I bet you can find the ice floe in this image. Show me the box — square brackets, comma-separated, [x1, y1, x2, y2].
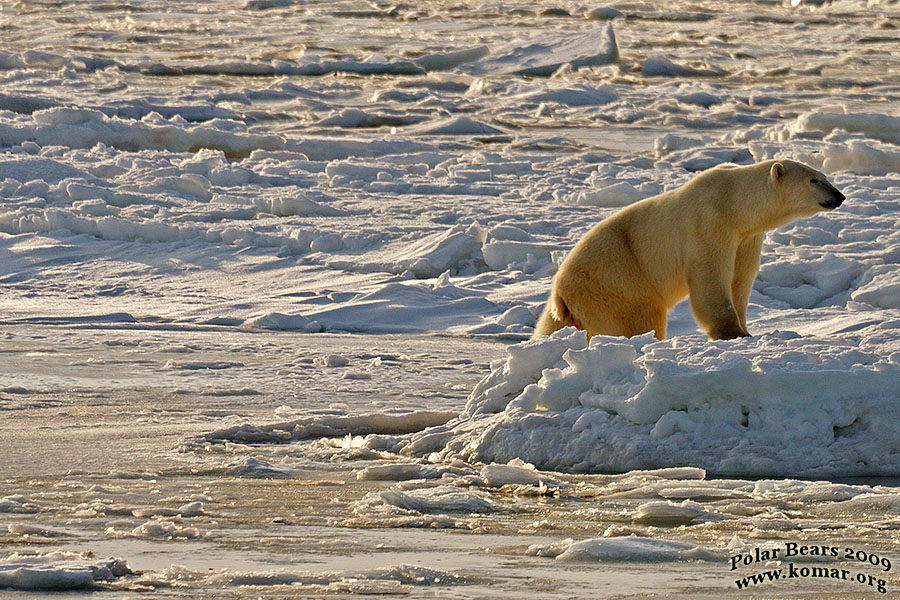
[0, 552, 130, 591]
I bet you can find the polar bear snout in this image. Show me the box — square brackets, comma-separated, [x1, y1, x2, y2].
[819, 186, 845, 209]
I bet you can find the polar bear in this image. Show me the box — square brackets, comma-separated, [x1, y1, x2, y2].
[534, 159, 845, 341]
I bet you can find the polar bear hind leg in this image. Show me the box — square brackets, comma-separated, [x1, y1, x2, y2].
[538, 286, 667, 341]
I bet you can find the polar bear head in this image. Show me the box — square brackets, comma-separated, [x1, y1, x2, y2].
[770, 160, 845, 216]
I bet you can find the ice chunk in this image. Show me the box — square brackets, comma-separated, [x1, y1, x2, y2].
[413, 46, 489, 71]
[527, 537, 719, 562]
[356, 463, 471, 481]
[585, 7, 625, 19]
[575, 181, 645, 207]
[481, 240, 556, 270]
[515, 84, 617, 107]
[398, 328, 900, 477]
[242, 313, 323, 332]
[378, 485, 500, 513]
[632, 500, 705, 525]
[480, 460, 561, 488]
[851, 266, 900, 309]
[409, 116, 506, 137]
[0, 552, 130, 591]
[303, 283, 499, 334]
[204, 410, 458, 444]
[791, 111, 900, 146]
[641, 56, 725, 77]
[465, 25, 618, 76]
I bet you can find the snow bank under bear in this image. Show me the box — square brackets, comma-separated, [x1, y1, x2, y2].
[390, 326, 900, 477]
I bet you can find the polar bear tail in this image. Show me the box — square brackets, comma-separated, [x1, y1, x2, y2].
[532, 294, 582, 338]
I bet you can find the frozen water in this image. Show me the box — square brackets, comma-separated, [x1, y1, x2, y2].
[3, 0, 900, 598]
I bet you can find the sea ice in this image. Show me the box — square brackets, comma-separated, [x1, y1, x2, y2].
[376, 485, 501, 513]
[0, 552, 130, 591]
[526, 537, 719, 562]
[385, 328, 900, 476]
[464, 26, 619, 76]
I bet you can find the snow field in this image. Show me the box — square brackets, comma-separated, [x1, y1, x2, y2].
[3, 0, 900, 596]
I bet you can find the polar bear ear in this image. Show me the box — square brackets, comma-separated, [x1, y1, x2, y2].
[770, 162, 786, 182]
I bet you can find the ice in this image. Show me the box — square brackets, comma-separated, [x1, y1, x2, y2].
[631, 500, 706, 525]
[3, 1, 900, 597]
[790, 111, 900, 146]
[1, 108, 284, 155]
[376, 485, 501, 513]
[110, 520, 201, 540]
[585, 7, 625, 20]
[386, 227, 484, 278]
[822, 139, 900, 176]
[0, 495, 39, 514]
[204, 410, 458, 445]
[464, 26, 619, 76]
[481, 240, 556, 270]
[225, 456, 303, 478]
[480, 460, 562, 488]
[0, 552, 130, 591]
[355, 463, 472, 481]
[409, 116, 506, 137]
[851, 266, 900, 309]
[390, 328, 900, 476]
[140, 563, 468, 592]
[527, 537, 719, 562]
[641, 56, 725, 77]
[299, 283, 501, 334]
[242, 312, 323, 332]
[514, 84, 617, 107]
[574, 181, 646, 207]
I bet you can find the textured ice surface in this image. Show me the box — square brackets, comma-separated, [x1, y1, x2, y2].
[527, 537, 720, 562]
[384, 328, 900, 476]
[4, 0, 900, 598]
[0, 552, 130, 591]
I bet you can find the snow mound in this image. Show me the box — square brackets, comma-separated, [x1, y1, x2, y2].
[514, 84, 617, 107]
[641, 55, 725, 77]
[151, 563, 470, 592]
[377, 485, 501, 513]
[203, 410, 458, 445]
[527, 537, 719, 562]
[851, 266, 900, 309]
[302, 282, 500, 334]
[0, 552, 130, 591]
[390, 327, 900, 477]
[465, 25, 618, 76]
[1, 107, 284, 155]
[790, 111, 900, 146]
[410, 116, 506, 137]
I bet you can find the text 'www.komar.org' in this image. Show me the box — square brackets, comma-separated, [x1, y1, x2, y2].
[730, 542, 891, 594]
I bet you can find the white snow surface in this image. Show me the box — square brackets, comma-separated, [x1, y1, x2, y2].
[379, 327, 900, 476]
[0, 552, 130, 591]
[4, 3, 900, 595]
[526, 536, 720, 562]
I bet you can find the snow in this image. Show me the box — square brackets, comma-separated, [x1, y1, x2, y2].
[3, 0, 900, 597]
[527, 537, 720, 562]
[376, 486, 501, 513]
[385, 328, 900, 477]
[641, 55, 725, 77]
[463, 26, 619, 76]
[0, 552, 130, 591]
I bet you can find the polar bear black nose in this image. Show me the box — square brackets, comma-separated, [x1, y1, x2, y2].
[819, 187, 845, 209]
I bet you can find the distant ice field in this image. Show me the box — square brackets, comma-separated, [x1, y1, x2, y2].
[2, 0, 900, 597]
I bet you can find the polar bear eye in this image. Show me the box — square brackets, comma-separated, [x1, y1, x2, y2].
[810, 178, 819, 184]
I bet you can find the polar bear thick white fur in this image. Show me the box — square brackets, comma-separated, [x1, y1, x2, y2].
[534, 159, 845, 341]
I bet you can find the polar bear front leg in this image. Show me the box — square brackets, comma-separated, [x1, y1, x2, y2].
[686, 253, 750, 340]
[731, 233, 764, 332]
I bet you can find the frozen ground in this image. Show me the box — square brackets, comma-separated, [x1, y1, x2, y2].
[2, 0, 900, 597]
